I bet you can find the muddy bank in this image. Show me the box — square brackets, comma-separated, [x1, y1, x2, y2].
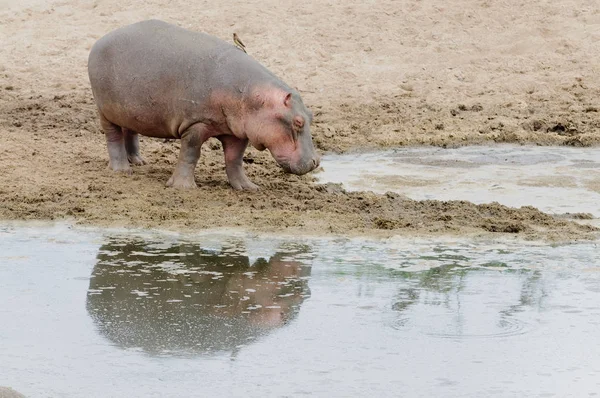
[0, 90, 597, 241]
[2, 0, 600, 241]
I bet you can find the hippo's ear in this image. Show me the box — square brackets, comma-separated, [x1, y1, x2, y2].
[284, 92, 292, 108]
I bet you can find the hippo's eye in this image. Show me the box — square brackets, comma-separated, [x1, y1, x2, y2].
[275, 114, 298, 141]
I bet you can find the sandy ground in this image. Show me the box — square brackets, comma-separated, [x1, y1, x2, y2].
[1, 0, 599, 241]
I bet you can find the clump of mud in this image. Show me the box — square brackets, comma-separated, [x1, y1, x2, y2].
[0, 91, 597, 242]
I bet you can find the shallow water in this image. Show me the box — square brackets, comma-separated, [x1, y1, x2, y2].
[316, 145, 600, 217]
[2, 223, 600, 397]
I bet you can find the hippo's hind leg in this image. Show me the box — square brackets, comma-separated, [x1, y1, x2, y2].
[217, 135, 258, 191]
[99, 112, 132, 174]
[123, 128, 146, 166]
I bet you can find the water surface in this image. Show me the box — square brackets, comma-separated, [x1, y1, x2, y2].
[1, 223, 600, 397]
[317, 145, 600, 217]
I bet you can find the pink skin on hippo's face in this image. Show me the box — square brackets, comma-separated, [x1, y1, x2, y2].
[245, 91, 320, 175]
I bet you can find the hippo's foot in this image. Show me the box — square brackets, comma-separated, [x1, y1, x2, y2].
[229, 178, 259, 191]
[128, 154, 146, 166]
[108, 161, 132, 175]
[226, 169, 259, 191]
[166, 174, 197, 189]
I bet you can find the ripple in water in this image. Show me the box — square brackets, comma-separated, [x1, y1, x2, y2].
[426, 318, 530, 340]
[392, 315, 531, 340]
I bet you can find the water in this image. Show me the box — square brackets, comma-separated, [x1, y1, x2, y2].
[2, 223, 600, 397]
[316, 145, 600, 217]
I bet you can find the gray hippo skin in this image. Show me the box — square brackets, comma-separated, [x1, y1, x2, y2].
[88, 20, 320, 190]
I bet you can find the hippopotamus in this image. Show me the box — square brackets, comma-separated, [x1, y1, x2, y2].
[88, 20, 320, 190]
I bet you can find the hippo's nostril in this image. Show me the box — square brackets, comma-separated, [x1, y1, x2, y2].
[312, 157, 320, 168]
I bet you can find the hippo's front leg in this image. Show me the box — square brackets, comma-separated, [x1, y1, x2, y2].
[218, 135, 259, 191]
[166, 124, 205, 189]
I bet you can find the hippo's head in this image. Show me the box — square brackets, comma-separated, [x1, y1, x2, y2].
[245, 88, 320, 175]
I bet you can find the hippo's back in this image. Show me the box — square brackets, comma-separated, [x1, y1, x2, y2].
[88, 20, 239, 135]
[88, 19, 230, 95]
[89, 19, 226, 63]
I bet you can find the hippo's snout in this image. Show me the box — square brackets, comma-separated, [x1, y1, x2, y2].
[279, 155, 320, 175]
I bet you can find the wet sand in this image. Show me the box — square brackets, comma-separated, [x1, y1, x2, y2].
[1, 0, 600, 241]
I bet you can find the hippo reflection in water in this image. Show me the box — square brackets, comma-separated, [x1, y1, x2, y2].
[86, 238, 312, 356]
